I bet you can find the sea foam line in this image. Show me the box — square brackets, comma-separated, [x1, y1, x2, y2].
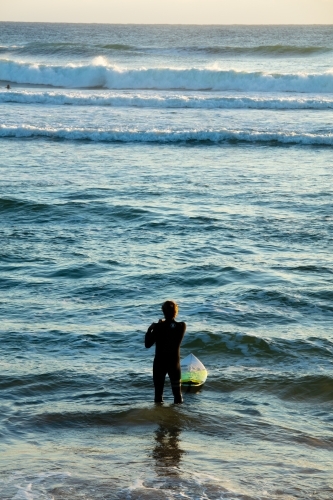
[1, 90, 333, 109]
[1, 59, 333, 92]
[0, 124, 332, 146]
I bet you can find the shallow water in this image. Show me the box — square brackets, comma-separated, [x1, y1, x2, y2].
[1, 23, 333, 500]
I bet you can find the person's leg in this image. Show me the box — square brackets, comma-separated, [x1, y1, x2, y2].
[168, 366, 183, 404]
[153, 360, 166, 403]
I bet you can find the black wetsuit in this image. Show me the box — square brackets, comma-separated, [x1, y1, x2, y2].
[145, 319, 186, 403]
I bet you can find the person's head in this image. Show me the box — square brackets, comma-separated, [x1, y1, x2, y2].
[162, 300, 178, 320]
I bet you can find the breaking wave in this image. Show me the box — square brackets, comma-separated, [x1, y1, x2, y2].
[1, 59, 333, 92]
[2, 89, 333, 109]
[1, 124, 332, 146]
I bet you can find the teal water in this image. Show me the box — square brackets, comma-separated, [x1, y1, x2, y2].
[0, 23, 333, 500]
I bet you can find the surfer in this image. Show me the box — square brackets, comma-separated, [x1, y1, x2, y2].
[145, 300, 186, 404]
[6, 84, 10, 89]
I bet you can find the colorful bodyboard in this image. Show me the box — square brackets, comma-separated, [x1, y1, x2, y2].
[181, 353, 207, 388]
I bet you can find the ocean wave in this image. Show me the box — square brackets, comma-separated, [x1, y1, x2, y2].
[2, 89, 333, 109]
[0, 42, 331, 58]
[193, 44, 332, 57]
[184, 331, 333, 359]
[0, 196, 51, 215]
[1, 59, 333, 92]
[3, 369, 332, 411]
[210, 373, 333, 402]
[0, 124, 332, 146]
[6, 42, 138, 58]
[8, 405, 199, 430]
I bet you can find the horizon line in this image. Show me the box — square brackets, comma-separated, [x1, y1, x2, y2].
[1, 21, 333, 26]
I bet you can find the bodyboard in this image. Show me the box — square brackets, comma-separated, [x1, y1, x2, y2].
[181, 353, 207, 388]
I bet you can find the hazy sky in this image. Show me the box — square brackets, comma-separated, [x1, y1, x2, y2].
[1, 0, 333, 24]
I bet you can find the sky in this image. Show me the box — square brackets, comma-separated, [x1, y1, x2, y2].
[0, 0, 333, 24]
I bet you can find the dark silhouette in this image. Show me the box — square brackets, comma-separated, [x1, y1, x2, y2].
[6, 84, 10, 90]
[145, 300, 186, 404]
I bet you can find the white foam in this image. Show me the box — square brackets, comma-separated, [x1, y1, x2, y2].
[1, 59, 333, 93]
[10, 472, 71, 500]
[0, 124, 332, 146]
[1, 89, 333, 110]
[12, 484, 34, 500]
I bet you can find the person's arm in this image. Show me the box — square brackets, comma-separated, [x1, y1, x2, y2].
[178, 322, 186, 345]
[145, 323, 157, 348]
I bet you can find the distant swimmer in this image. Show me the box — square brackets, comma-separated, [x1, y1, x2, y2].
[6, 84, 10, 89]
[145, 300, 186, 404]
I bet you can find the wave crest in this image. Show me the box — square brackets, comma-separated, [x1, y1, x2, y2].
[2, 89, 333, 110]
[1, 59, 333, 92]
[0, 124, 332, 146]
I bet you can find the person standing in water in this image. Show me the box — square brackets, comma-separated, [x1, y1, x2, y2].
[145, 300, 186, 404]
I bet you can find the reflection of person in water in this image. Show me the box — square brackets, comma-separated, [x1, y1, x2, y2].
[152, 425, 185, 476]
[145, 300, 186, 404]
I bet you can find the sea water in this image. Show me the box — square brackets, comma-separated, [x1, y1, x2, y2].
[0, 23, 332, 500]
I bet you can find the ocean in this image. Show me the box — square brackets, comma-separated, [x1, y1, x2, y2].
[0, 23, 332, 500]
